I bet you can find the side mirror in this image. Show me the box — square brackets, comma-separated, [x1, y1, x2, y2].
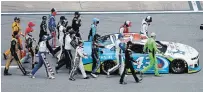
[200, 24, 203, 30]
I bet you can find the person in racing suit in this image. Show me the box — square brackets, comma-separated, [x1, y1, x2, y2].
[48, 8, 57, 48]
[72, 11, 82, 39]
[140, 32, 161, 77]
[90, 34, 105, 78]
[140, 16, 152, 37]
[107, 34, 125, 77]
[3, 17, 24, 60]
[57, 16, 67, 39]
[69, 41, 90, 81]
[119, 41, 142, 84]
[36, 16, 55, 57]
[55, 27, 75, 73]
[88, 18, 99, 41]
[20, 22, 36, 69]
[30, 35, 55, 79]
[119, 21, 132, 34]
[56, 19, 67, 62]
[4, 31, 28, 76]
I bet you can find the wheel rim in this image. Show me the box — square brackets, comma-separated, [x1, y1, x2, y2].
[101, 61, 116, 74]
[172, 60, 186, 73]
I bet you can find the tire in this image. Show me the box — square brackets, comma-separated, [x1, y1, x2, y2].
[171, 59, 187, 74]
[101, 60, 117, 74]
[200, 24, 203, 30]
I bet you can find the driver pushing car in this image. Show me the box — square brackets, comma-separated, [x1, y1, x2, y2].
[107, 34, 125, 77]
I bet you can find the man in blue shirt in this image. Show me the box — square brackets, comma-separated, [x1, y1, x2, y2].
[48, 8, 57, 48]
[88, 18, 99, 41]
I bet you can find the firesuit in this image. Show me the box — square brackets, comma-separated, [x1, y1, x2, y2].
[119, 41, 141, 84]
[30, 35, 55, 79]
[90, 34, 105, 78]
[140, 16, 152, 37]
[56, 20, 66, 61]
[72, 11, 82, 39]
[69, 41, 90, 81]
[20, 22, 36, 69]
[140, 32, 161, 77]
[3, 17, 24, 60]
[48, 8, 57, 48]
[55, 30, 74, 73]
[119, 21, 132, 34]
[37, 16, 55, 56]
[107, 34, 125, 77]
[4, 31, 28, 76]
[88, 18, 99, 41]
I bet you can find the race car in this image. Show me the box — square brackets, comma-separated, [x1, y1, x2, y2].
[82, 33, 201, 74]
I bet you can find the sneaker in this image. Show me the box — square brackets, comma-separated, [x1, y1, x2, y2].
[4, 72, 12, 76]
[136, 78, 142, 83]
[35, 54, 39, 57]
[119, 82, 127, 85]
[107, 71, 110, 78]
[31, 76, 35, 79]
[3, 53, 7, 60]
[69, 77, 76, 81]
[48, 76, 55, 79]
[155, 74, 161, 77]
[91, 73, 98, 78]
[55, 67, 58, 74]
[83, 77, 90, 79]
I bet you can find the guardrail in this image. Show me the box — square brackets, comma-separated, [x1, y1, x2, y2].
[1, 11, 203, 15]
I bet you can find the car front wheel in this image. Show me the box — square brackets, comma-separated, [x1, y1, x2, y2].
[101, 60, 117, 74]
[171, 59, 187, 74]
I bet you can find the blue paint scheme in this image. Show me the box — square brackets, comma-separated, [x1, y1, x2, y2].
[83, 41, 170, 74]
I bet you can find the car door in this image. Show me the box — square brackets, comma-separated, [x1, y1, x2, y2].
[130, 43, 169, 73]
[98, 35, 116, 62]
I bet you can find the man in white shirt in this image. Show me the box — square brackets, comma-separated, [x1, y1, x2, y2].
[140, 16, 152, 37]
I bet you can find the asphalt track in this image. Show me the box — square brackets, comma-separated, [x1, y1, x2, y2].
[1, 14, 203, 92]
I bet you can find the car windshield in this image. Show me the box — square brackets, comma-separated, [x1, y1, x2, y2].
[130, 41, 168, 53]
[97, 35, 113, 46]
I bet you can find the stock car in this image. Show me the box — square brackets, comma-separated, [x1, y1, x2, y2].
[82, 33, 201, 74]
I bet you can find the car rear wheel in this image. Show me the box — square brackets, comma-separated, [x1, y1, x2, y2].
[101, 60, 117, 74]
[171, 59, 187, 74]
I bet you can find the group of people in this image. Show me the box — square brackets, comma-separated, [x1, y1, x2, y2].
[3, 8, 162, 84]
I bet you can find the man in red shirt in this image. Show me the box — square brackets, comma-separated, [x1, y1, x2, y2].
[119, 21, 132, 34]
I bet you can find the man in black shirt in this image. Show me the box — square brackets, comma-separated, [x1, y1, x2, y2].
[36, 16, 55, 56]
[72, 11, 82, 39]
[119, 41, 142, 84]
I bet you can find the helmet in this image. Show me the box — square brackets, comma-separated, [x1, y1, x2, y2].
[145, 16, 152, 22]
[150, 32, 156, 39]
[28, 22, 35, 27]
[74, 11, 80, 15]
[118, 33, 124, 39]
[14, 17, 20, 21]
[61, 20, 66, 26]
[60, 16, 66, 21]
[93, 18, 99, 24]
[51, 8, 56, 12]
[124, 21, 132, 27]
[42, 16, 47, 20]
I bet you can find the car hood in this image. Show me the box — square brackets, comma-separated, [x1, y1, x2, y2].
[163, 41, 199, 59]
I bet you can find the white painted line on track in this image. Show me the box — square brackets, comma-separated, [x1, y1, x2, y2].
[1, 66, 18, 68]
[1, 11, 203, 15]
[191, 1, 199, 11]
